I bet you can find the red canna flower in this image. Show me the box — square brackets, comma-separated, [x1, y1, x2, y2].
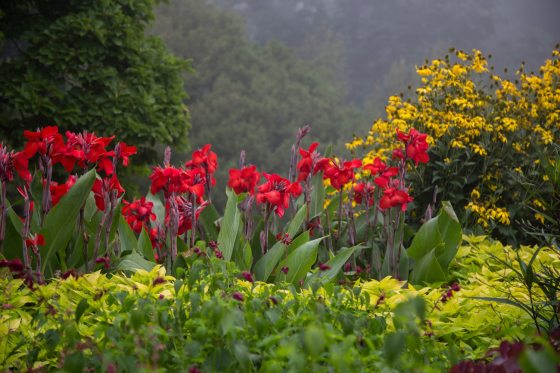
[22, 126, 65, 159]
[60, 131, 115, 174]
[116, 142, 137, 167]
[315, 158, 362, 190]
[92, 175, 125, 211]
[363, 158, 399, 189]
[25, 233, 45, 248]
[122, 197, 157, 234]
[297, 142, 320, 181]
[174, 196, 208, 235]
[256, 173, 302, 218]
[0, 144, 32, 183]
[185, 144, 218, 186]
[50, 175, 77, 206]
[228, 165, 260, 195]
[184, 167, 207, 200]
[353, 182, 375, 206]
[379, 187, 413, 212]
[149, 166, 189, 197]
[396, 128, 429, 165]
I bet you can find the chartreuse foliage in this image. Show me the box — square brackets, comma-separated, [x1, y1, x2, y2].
[1, 235, 555, 371]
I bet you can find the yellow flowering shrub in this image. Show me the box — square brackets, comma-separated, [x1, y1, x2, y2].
[349, 47, 560, 244]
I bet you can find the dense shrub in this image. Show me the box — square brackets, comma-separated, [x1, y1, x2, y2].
[348, 47, 560, 245]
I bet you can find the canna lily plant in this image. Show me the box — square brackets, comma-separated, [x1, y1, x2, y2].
[0, 125, 461, 288]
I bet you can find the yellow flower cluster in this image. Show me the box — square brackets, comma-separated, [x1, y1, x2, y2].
[350, 47, 560, 233]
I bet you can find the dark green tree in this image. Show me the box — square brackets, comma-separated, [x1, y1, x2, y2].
[153, 0, 366, 207]
[0, 0, 190, 151]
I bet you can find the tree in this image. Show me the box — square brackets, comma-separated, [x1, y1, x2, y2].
[0, 0, 190, 151]
[153, 0, 366, 207]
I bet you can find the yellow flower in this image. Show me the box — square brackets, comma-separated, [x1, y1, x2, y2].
[534, 213, 545, 224]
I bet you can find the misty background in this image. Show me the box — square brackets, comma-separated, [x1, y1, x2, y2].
[152, 0, 559, 206]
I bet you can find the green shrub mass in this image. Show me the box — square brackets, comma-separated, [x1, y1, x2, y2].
[1, 236, 556, 372]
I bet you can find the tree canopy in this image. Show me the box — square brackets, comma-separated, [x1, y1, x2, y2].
[0, 0, 190, 150]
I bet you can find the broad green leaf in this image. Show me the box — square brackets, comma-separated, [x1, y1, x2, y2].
[253, 205, 307, 282]
[118, 215, 138, 253]
[275, 237, 322, 284]
[4, 206, 23, 259]
[286, 204, 307, 237]
[198, 203, 220, 242]
[138, 227, 154, 261]
[117, 251, 156, 272]
[305, 244, 363, 286]
[145, 192, 165, 223]
[75, 299, 89, 324]
[286, 230, 310, 255]
[408, 201, 461, 283]
[40, 169, 96, 276]
[309, 173, 325, 218]
[217, 190, 243, 261]
[409, 248, 446, 284]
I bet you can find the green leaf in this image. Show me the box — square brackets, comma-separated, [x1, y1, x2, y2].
[305, 244, 364, 286]
[309, 173, 325, 218]
[138, 227, 154, 261]
[408, 201, 461, 284]
[409, 248, 446, 284]
[117, 251, 156, 272]
[217, 190, 243, 261]
[198, 203, 220, 242]
[40, 169, 96, 277]
[145, 192, 165, 223]
[118, 215, 138, 253]
[286, 204, 307, 237]
[253, 205, 307, 282]
[75, 299, 89, 324]
[275, 237, 322, 284]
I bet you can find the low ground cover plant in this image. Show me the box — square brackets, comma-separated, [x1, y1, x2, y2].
[1, 236, 558, 371]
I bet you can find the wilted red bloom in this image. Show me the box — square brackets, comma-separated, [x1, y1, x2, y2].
[232, 292, 244, 302]
[0, 258, 24, 272]
[50, 175, 77, 206]
[241, 271, 254, 283]
[315, 158, 362, 190]
[149, 166, 189, 196]
[214, 249, 223, 259]
[297, 142, 320, 181]
[186, 144, 218, 186]
[122, 197, 156, 234]
[149, 226, 164, 250]
[60, 131, 115, 173]
[95, 256, 111, 269]
[318, 263, 331, 271]
[0, 144, 31, 183]
[25, 234, 45, 248]
[396, 128, 429, 165]
[174, 196, 208, 235]
[92, 175, 125, 211]
[228, 165, 260, 195]
[379, 188, 413, 212]
[256, 173, 302, 218]
[353, 182, 375, 206]
[281, 266, 289, 274]
[22, 126, 65, 158]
